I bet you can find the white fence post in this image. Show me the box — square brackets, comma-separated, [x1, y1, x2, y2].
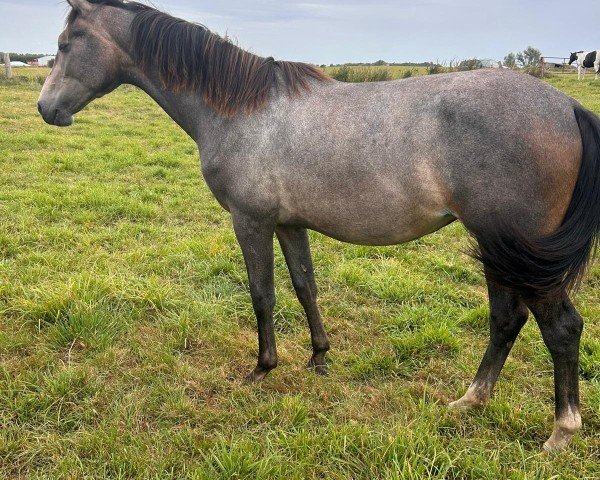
[3, 52, 12, 79]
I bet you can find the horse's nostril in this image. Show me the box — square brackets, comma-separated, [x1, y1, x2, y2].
[37, 102, 43, 115]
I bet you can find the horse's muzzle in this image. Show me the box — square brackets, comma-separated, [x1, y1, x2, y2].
[37, 101, 74, 127]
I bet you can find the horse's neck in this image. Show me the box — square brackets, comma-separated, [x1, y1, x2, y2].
[107, 10, 224, 149]
[125, 67, 224, 147]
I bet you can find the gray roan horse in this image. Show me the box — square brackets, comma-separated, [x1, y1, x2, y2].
[38, 0, 599, 451]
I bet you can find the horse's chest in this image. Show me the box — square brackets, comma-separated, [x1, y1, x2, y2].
[200, 155, 280, 215]
[200, 157, 233, 211]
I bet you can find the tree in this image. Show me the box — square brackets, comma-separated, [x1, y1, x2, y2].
[503, 47, 544, 76]
[516, 46, 541, 68]
[48, 58, 55, 68]
[503, 52, 517, 68]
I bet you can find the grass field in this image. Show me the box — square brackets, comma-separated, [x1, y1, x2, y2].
[0, 67, 598, 479]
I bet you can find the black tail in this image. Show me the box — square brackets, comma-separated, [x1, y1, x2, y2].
[474, 105, 600, 299]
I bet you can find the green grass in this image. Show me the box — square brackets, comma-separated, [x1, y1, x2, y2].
[0, 69, 598, 479]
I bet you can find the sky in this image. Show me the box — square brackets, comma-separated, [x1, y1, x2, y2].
[1, 0, 599, 64]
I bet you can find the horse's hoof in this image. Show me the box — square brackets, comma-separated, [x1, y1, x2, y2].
[543, 437, 570, 453]
[448, 394, 485, 410]
[449, 397, 476, 410]
[242, 367, 270, 384]
[449, 383, 488, 410]
[542, 414, 581, 453]
[307, 357, 328, 376]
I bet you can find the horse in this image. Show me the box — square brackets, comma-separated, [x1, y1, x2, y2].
[569, 50, 600, 80]
[38, 0, 599, 452]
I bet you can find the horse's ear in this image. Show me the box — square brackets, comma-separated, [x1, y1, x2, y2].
[67, 0, 93, 14]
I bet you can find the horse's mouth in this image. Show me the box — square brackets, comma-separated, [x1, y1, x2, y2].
[52, 110, 74, 127]
[39, 105, 74, 127]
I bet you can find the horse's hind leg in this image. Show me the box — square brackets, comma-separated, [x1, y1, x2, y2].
[450, 278, 528, 408]
[276, 226, 330, 375]
[526, 297, 583, 452]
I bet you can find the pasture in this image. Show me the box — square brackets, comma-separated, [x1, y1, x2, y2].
[0, 67, 598, 479]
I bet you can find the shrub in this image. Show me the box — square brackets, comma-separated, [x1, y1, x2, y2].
[426, 63, 445, 75]
[457, 59, 483, 71]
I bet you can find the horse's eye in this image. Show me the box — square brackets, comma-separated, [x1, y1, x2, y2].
[58, 43, 69, 52]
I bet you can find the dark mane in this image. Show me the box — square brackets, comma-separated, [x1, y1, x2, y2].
[68, 0, 330, 117]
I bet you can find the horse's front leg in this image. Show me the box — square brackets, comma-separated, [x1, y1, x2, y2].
[232, 212, 278, 383]
[276, 226, 330, 375]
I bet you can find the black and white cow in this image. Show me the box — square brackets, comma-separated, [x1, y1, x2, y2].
[569, 51, 600, 80]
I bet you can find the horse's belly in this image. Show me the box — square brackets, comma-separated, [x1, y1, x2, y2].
[280, 198, 455, 246]
[315, 214, 455, 245]
[275, 159, 455, 245]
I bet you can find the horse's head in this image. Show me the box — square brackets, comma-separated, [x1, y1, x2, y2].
[38, 0, 129, 126]
[568, 51, 582, 65]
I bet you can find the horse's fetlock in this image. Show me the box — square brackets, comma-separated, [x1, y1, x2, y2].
[258, 353, 278, 370]
[314, 340, 330, 354]
[556, 408, 582, 434]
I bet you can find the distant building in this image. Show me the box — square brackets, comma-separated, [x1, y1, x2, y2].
[1, 61, 30, 67]
[36, 56, 55, 67]
[480, 59, 502, 69]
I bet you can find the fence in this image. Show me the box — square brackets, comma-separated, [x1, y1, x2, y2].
[540, 56, 578, 76]
[2, 52, 12, 79]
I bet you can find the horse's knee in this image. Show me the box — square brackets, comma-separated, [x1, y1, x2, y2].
[293, 278, 317, 305]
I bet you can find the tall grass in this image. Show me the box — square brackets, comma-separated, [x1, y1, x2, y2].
[328, 65, 393, 82]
